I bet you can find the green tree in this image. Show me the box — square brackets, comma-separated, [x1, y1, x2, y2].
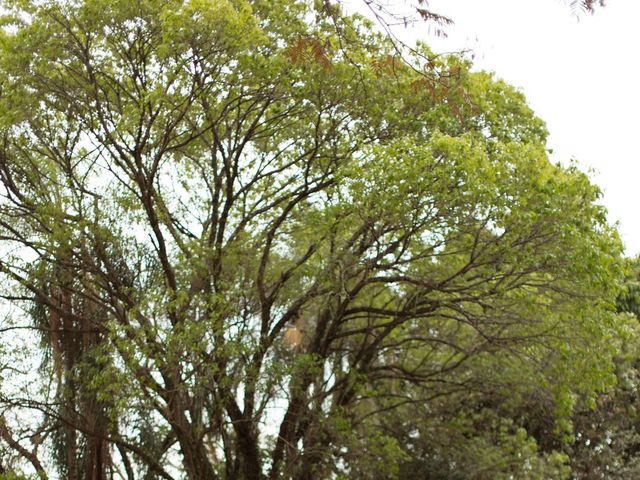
[0, 0, 623, 478]
[379, 258, 640, 480]
[563, 258, 640, 479]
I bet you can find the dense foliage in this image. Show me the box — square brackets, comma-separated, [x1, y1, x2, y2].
[0, 0, 632, 479]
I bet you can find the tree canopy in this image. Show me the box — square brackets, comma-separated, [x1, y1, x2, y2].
[0, 0, 628, 479]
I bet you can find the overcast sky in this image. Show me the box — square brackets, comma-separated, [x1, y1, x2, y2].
[363, 1, 640, 255]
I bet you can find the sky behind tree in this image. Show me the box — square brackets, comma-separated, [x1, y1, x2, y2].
[364, 0, 640, 254]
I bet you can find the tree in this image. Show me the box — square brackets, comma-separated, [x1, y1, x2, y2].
[563, 258, 640, 479]
[382, 258, 640, 480]
[0, 0, 623, 478]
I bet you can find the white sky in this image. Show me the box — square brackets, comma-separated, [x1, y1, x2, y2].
[360, 1, 640, 255]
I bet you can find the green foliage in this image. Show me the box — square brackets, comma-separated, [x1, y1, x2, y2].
[0, 0, 627, 478]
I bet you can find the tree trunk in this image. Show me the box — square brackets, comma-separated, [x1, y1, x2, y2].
[236, 423, 263, 480]
[169, 394, 218, 480]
